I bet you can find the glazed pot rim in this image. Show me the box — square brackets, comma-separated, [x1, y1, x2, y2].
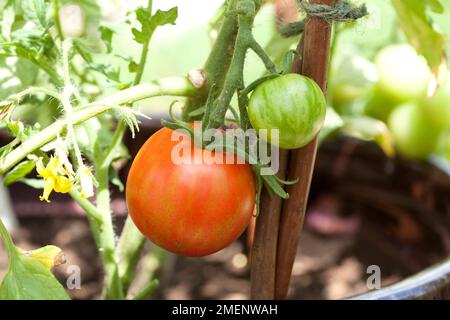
[349, 256, 450, 300]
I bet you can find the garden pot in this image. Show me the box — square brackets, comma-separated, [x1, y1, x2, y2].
[2, 120, 450, 300]
[308, 137, 450, 300]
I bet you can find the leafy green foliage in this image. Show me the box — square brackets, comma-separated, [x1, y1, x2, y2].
[3, 159, 36, 185]
[132, 7, 178, 45]
[22, 0, 49, 29]
[391, 0, 446, 74]
[0, 217, 69, 300]
[0, 253, 69, 300]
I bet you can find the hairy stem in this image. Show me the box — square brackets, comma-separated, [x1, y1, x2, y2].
[205, 9, 255, 130]
[182, 0, 239, 120]
[0, 77, 198, 175]
[95, 164, 123, 300]
[107, 0, 158, 296]
[53, 0, 64, 41]
[61, 40, 84, 167]
[117, 218, 145, 292]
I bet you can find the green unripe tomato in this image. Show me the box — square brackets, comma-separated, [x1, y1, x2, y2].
[248, 74, 327, 149]
[375, 44, 431, 104]
[420, 75, 450, 130]
[388, 103, 442, 159]
[364, 85, 401, 121]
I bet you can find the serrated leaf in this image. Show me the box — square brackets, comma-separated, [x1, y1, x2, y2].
[22, 0, 48, 28]
[0, 254, 69, 300]
[3, 160, 36, 186]
[132, 6, 178, 44]
[391, 0, 447, 76]
[99, 25, 114, 53]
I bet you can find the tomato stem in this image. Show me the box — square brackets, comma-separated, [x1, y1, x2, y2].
[204, 0, 276, 131]
[0, 78, 198, 175]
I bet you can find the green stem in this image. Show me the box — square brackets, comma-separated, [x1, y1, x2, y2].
[2, 87, 61, 104]
[132, 0, 153, 85]
[100, 121, 127, 169]
[53, 0, 64, 41]
[132, 279, 159, 300]
[206, 10, 255, 130]
[0, 77, 198, 175]
[182, 0, 239, 120]
[109, 0, 158, 296]
[69, 190, 103, 228]
[95, 165, 123, 300]
[117, 218, 145, 292]
[249, 39, 277, 73]
[61, 39, 84, 167]
[203, 0, 239, 92]
[0, 217, 17, 268]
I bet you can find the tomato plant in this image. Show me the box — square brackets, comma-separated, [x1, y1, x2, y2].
[248, 74, 326, 149]
[0, 0, 448, 302]
[126, 127, 256, 257]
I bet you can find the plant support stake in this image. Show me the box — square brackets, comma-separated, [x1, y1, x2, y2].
[275, 0, 336, 299]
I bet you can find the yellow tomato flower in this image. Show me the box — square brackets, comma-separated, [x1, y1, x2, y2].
[36, 157, 74, 202]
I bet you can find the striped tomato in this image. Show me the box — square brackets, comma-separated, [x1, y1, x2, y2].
[126, 126, 256, 257]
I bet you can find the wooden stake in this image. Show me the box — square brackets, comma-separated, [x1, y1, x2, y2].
[250, 0, 335, 300]
[275, 0, 336, 299]
[250, 150, 288, 299]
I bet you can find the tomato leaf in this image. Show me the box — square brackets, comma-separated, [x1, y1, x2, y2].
[132, 7, 178, 45]
[391, 0, 447, 75]
[22, 0, 49, 29]
[0, 254, 69, 300]
[0, 219, 69, 300]
[3, 160, 36, 186]
[99, 24, 115, 53]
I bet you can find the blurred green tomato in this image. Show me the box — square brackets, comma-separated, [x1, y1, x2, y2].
[388, 103, 442, 159]
[420, 75, 450, 130]
[375, 44, 431, 104]
[330, 56, 377, 113]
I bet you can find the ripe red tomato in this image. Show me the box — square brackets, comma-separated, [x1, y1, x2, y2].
[126, 126, 256, 257]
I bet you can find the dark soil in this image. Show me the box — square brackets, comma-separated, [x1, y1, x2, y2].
[1, 137, 449, 300]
